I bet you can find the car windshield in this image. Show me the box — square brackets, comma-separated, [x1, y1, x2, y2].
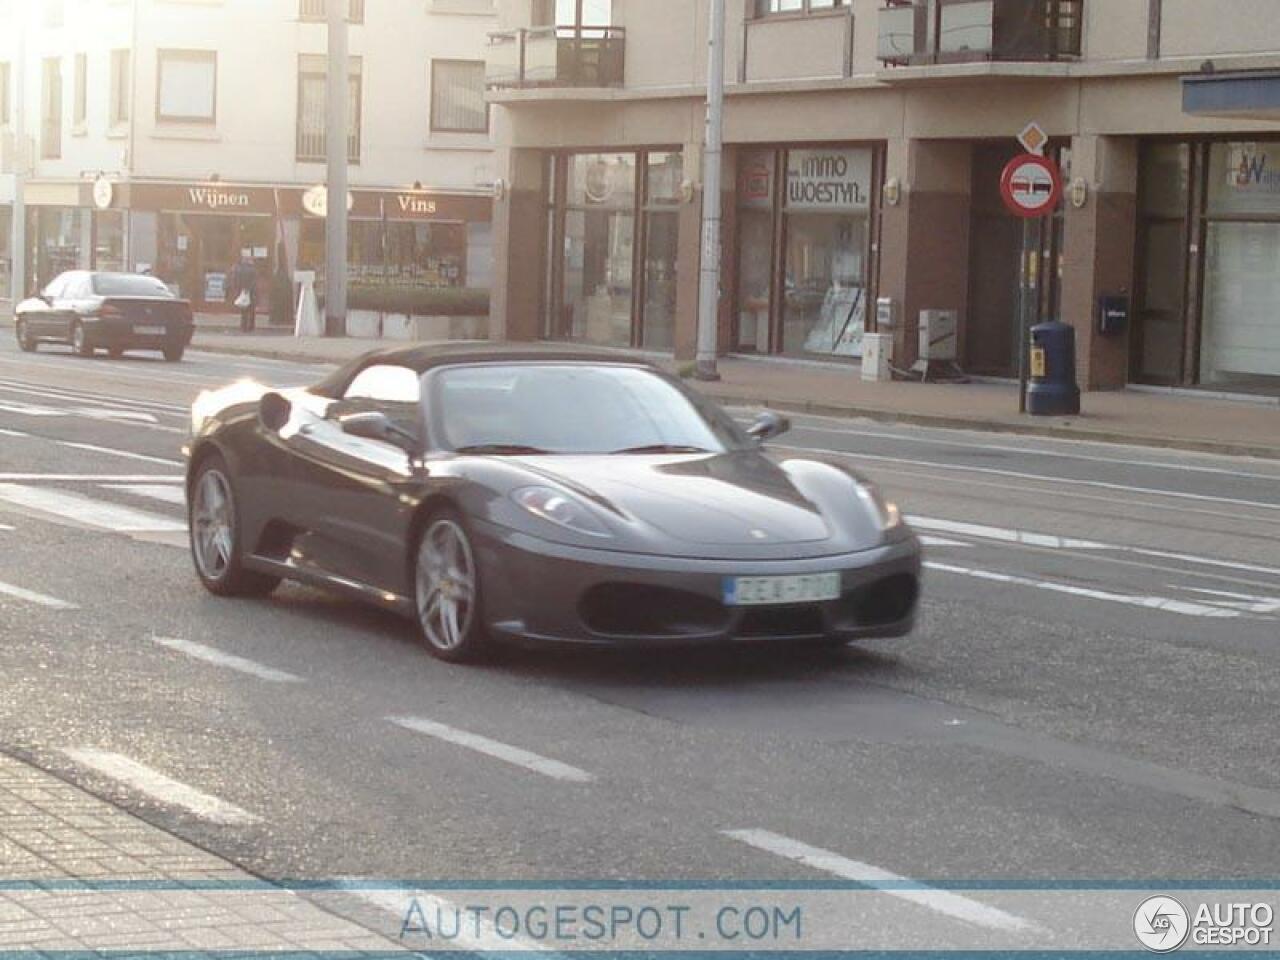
[92, 274, 174, 298]
[434, 364, 747, 455]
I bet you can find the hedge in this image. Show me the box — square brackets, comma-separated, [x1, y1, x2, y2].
[347, 285, 490, 317]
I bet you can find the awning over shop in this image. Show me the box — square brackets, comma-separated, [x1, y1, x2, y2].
[1183, 70, 1280, 121]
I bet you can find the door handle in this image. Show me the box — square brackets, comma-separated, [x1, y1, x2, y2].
[299, 424, 315, 437]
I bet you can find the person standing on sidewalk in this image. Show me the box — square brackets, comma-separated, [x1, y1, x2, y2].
[231, 256, 259, 333]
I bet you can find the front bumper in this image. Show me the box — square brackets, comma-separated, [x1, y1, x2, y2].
[474, 521, 922, 647]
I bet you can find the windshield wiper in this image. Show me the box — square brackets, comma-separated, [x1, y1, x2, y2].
[612, 444, 713, 455]
[455, 444, 552, 456]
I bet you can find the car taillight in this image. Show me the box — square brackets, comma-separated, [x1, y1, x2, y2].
[99, 305, 124, 320]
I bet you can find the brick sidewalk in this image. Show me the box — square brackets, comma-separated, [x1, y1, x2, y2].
[188, 332, 1280, 460]
[0, 752, 402, 954]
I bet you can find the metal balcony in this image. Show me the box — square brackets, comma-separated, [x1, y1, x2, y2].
[878, 0, 1082, 66]
[486, 25, 626, 90]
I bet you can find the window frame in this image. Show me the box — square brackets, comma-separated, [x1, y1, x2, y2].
[751, 0, 847, 18]
[1, 62, 11, 128]
[299, 0, 365, 23]
[429, 59, 489, 135]
[41, 57, 62, 160]
[109, 49, 131, 127]
[155, 49, 218, 125]
[73, 53, 87, 130]
[295, 55, 363, 164]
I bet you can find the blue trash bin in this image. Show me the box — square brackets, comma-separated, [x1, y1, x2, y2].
[1026, 320, 1081, 416]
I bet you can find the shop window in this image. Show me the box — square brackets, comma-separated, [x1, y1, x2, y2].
[0, 206, 11, 301]
[297, 54, 362, 163]
[754, 0, 845, 15]
[94, 211, 126, 273]
[348, 220, 468, 288]
[41, 58, 62, 160]
[73, 54, 87, 129]
[1200, 142, 1280, 389]
[640, 152, 682, 351]
[781, 147, 872, 357]
[736, 149, 776, 353]
[430, 60, 487, 134]
[156, 50, 217, 124]
[109, 51, 131, 127]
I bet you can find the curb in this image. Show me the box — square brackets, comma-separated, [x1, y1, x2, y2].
[690, 390, 1280, 462]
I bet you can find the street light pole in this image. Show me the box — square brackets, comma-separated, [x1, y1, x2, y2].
[324, 0, 349, 338]
[694, 0, 726, 381]
[10, 0, 28, 301]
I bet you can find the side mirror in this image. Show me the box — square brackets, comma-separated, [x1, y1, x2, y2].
[340, 410, 419, 454]
[746, 410, 791, 443]
[259, 392, 293, 432]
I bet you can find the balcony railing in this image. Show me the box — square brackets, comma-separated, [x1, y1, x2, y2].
[878, 0, 1082, 66]
[486, 25, 626, 90]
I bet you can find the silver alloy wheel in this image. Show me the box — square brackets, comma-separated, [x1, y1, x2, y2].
[192, 469, 235, 582]
[72, 323, 86, 354]
[16, 320, 32, 349]
[416, 519, 477, 652]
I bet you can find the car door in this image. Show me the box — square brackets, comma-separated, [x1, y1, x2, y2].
[286, 365, 425, 597]
[58, 273, 94, 339]
[25, 273, 70, 339]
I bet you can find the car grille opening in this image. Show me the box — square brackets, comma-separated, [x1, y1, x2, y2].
[580, 584, 729, 640]
[737, 605, 826, 639]
[846, 573, 919, 627]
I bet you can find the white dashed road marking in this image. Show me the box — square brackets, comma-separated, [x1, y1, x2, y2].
[925, 561, 1243, 619]
[0, 484, 186, 533]
[723, 829, 1035, 934]
[0, 579, 78, 610]
[389, 716, 595, 784]
[151, 636, 303, 684]
[62, 749, 261, 825]
[104, 483, 188, 506]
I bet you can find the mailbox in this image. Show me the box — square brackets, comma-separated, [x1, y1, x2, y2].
[1098, 294, 1129, 337]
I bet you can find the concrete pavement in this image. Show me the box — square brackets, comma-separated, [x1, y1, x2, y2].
[185, 330, 1280, 460]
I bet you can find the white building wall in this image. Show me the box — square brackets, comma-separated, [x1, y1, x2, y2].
[13, 0, 496, 192]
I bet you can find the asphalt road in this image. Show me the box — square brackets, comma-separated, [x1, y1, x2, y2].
[1, 338, 1278, 941]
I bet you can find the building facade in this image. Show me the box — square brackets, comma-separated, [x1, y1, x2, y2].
[1, 0, 496, 318]
[486, 0, 1280, 394]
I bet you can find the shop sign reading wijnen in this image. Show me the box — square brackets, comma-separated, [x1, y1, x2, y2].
[785, 148, 873, 212]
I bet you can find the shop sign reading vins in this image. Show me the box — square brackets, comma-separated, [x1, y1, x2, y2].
[785, 149, 873, 212]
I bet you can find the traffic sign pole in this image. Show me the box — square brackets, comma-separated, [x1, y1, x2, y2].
[1000, 149, 1061, 413]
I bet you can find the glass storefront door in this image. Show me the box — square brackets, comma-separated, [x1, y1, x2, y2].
[1132, 143, 1192, 385]
[545, 150, 681, 350]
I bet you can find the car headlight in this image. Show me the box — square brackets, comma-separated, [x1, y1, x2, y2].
[513, 486, 611, 538]
[857, 482, 902, 531]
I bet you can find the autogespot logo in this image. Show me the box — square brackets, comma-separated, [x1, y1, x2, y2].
[1134, 896, 1191, 953]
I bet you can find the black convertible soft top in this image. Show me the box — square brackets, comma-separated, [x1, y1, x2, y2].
[310, 341, 659, 399]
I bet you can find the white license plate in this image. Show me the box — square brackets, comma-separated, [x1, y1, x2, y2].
[134, 325, 166, 335]
[723, 572, 842, 607]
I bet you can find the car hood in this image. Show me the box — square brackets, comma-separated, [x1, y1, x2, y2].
[507, 450, 881, 558]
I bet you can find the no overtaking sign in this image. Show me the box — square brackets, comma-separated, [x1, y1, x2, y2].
[1000, 154, 1063, 219]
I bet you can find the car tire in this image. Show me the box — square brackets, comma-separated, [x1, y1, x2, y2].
[163, 346, 185, 363]
[15, 319, 37, 353]
[72, 321, 94, 357]
[189, 454, 280, 598]
[413, 509, 488, 663]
